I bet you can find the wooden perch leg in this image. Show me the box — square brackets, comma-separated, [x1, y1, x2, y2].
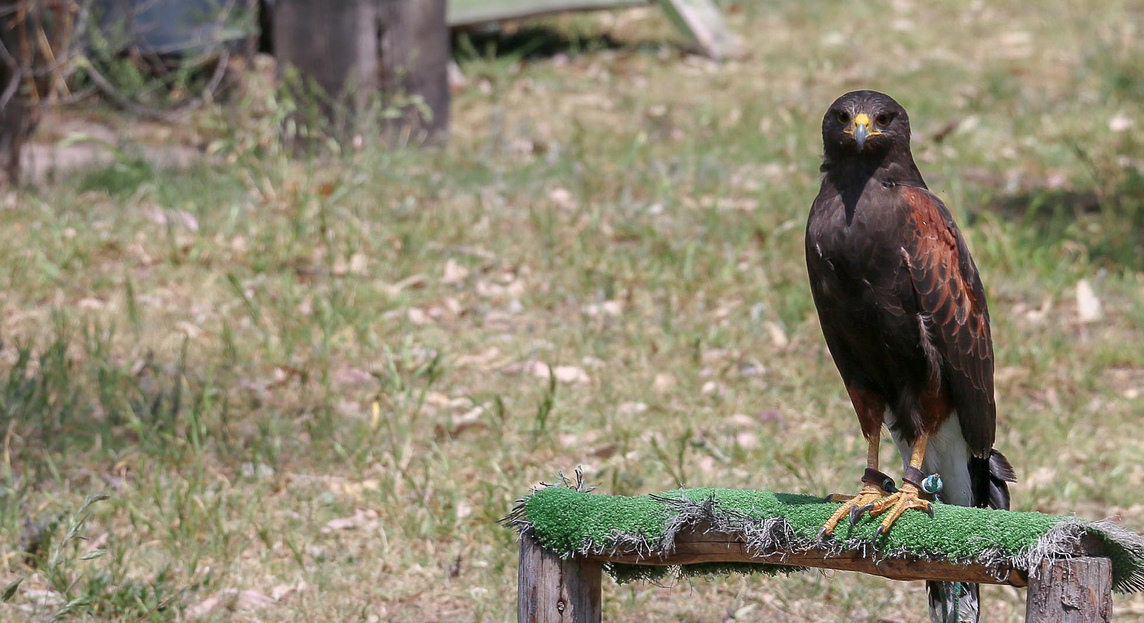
[518, 534, 601, 623]
[1025, 557, 1112, 623]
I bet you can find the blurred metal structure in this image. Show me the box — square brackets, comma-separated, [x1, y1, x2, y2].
[0, 0, 254, 185]
[91, 0, 254, 55]
[448, 0, 743, 60]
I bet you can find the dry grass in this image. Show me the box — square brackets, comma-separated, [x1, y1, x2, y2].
[1, 0, 1143, 621]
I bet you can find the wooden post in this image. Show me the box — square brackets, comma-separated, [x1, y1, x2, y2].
[0, 48, 28, 186]
[1025, 558, 1112, 623]
[379, 0, 449, 142]
[272, 0, 448, 146]
[0, 0, 38, 186]
[273, 0, 377, 134]
[518, 534, 602, 623]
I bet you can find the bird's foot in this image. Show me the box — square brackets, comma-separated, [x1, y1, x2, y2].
[868, 482, 933, 538]
[818, 482, 891, 541]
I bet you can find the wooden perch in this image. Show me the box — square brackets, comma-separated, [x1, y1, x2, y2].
[584, 529, 1030, 586]
[517, 522, 1114, 623]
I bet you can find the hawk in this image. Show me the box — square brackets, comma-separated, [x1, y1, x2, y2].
[805, 90, 1016, 622]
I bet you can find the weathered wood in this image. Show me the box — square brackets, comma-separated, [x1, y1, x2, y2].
[517, 521, 1121, 622]
[273, 0, 377, 121]
[0, 55, 30, 186]
[379, 0, 450, 142]
[273, 0, 449, 145]
[0, 0, 39, 185]
[582, 527, 1030, 587]
[518, 534, 602, 623]
[1026, 557, 1112, 623]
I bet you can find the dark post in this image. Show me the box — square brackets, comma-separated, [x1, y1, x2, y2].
[272, 0, 448, 146]
[378, 0, 449, 142]
[1025, 557, 1112, 623]
[518, 534, 602, 623]
[0, 0, 38, 185]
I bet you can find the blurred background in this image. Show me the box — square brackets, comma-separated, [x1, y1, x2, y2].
[0, 0, 1142, 621]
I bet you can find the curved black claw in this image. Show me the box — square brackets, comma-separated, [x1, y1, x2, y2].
[873, 524, 887, 540]
[816, 527, 831, 542]
[848, 503, 873, 526]
[925, 503, 935, 519]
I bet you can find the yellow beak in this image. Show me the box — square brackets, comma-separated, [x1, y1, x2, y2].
[847, 113, 881, 151]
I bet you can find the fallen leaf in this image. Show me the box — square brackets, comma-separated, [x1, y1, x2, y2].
[583, 300, 622, 317]
[554, 366, 590, 384]
[702, 381, 727, 395]
[724, 413, 756, 429]
[450, 407, 486, 435]
[757, 409, 786, 426]
[333, 253, 368, 276]
[1110, 112, 1134, 133]
[548, 187, 576, 210]
[476, 278, 526, 298]
[176, 321, 203, 338]
[736, 431, 759, 449]
[322, 509, 379, 533]
[240, 462, 275, 479]
[407, 307, 431, 325]
[1076, 279, 1103, 323]
[270, 580, 309, 602]
[382, 274, 427, 296]
[525, 361, 590, 384]
[617, 402, 648, 416]
[442, 258, 470, 285]
[581, 356, 606, 368]
[591, 442, 619, 458]
[765, 321, 789, 348]
[186, 589, 277, 618]
[334, 367, 374, 387]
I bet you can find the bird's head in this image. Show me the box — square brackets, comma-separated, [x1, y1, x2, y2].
[821, 90, 910, 158]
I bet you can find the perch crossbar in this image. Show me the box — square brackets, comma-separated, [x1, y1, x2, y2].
[506, 485, 1144, 622]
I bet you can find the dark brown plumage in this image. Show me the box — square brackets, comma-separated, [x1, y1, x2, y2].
[806, 91, 1016, 622]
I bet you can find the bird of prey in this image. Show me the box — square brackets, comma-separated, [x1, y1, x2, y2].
[805, 90, 1016, 622]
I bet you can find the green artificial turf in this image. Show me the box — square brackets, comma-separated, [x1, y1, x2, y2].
[508, 486, 1144, 592]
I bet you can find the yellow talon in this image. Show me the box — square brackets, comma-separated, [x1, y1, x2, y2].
[818, 482, 891, 540]
[868, 482, 933, 537]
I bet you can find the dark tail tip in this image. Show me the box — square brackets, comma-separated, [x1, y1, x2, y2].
[989, 449, 1017, 482]
[987, 449, 1015, 511]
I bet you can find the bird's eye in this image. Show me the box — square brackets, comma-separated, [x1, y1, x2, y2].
[836, 111, 851, 124]
[875, 113, 894, 126]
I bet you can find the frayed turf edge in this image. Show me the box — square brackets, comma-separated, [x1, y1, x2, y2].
[502, 484, 1144, 593]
